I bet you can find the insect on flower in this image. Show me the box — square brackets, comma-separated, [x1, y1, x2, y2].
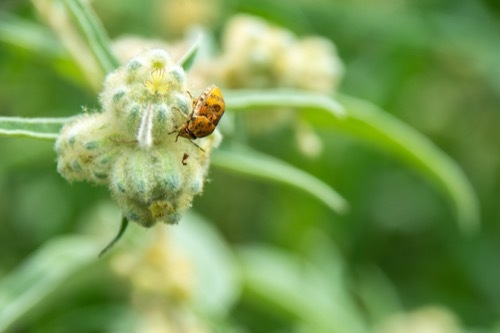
[173, 84, 225, 151]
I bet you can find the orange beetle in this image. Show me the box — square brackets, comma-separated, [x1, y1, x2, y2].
[175, 84, 225, 149]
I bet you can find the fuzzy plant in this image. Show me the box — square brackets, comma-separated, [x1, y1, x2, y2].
[54, 48, 225, 254]
[0, 1, 479, 250]
[0, 1, 483, 332]
[57, 51, 214, 247]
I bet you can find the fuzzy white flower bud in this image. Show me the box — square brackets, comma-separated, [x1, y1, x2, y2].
[56, 49, 222, 227]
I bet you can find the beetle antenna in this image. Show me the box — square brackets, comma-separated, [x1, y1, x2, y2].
[171, 106, 189, 118]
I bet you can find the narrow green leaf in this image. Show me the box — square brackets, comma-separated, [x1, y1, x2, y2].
[225, 90, 480, 233]
[0, 116, 70, 140]
[178, 34, 201, 71]
[211, 148, 349, 214]
[331, 95, 480, 233]
[0, 130, 58, 140]
[0, 236, 99, 332]
[225, 89, 346, 118]
[62, 0, 119, 74]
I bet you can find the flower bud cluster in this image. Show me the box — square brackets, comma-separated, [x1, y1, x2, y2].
[215, 14, 344, 93]
[111, 230, 210, 333]
[157, 0, 222, 37]
[56, 49, 221, 227]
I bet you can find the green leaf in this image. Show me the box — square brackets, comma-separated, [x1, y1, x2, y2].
[225, 89, 346, 118]
[211, 147, 349, 214]
[224, 90, 480, 233]
[332, 95, 480, 233]
[0, 236, 100, 332]
[0, 116, 70, 140]
[178, 34, 201, 71]
[61, 0, 119, 74]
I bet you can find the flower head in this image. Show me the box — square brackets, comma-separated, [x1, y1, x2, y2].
[56, 49, 222, 227]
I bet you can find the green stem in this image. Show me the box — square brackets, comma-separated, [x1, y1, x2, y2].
[0, 130, 59, 140]
[0, 116, 72, 138]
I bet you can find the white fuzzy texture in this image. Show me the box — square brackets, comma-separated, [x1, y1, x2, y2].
[137, 103, 154, 149]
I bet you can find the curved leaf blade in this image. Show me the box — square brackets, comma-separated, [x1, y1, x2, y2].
[332, 95, 480, 233]
[225, 88, 345, 118]
[224, 90, 480, 232]
[178, 34, 201, 71]
[211, 148, 349, 214]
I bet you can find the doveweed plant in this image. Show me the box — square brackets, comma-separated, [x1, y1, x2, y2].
[0, 0, 483, 332]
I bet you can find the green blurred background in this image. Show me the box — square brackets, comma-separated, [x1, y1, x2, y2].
[1, 0, 500, 332]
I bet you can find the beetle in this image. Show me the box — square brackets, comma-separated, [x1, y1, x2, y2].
[174, 84, 225, 151]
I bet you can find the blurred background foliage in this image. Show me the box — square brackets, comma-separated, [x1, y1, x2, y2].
[1, 0, 500, 332]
